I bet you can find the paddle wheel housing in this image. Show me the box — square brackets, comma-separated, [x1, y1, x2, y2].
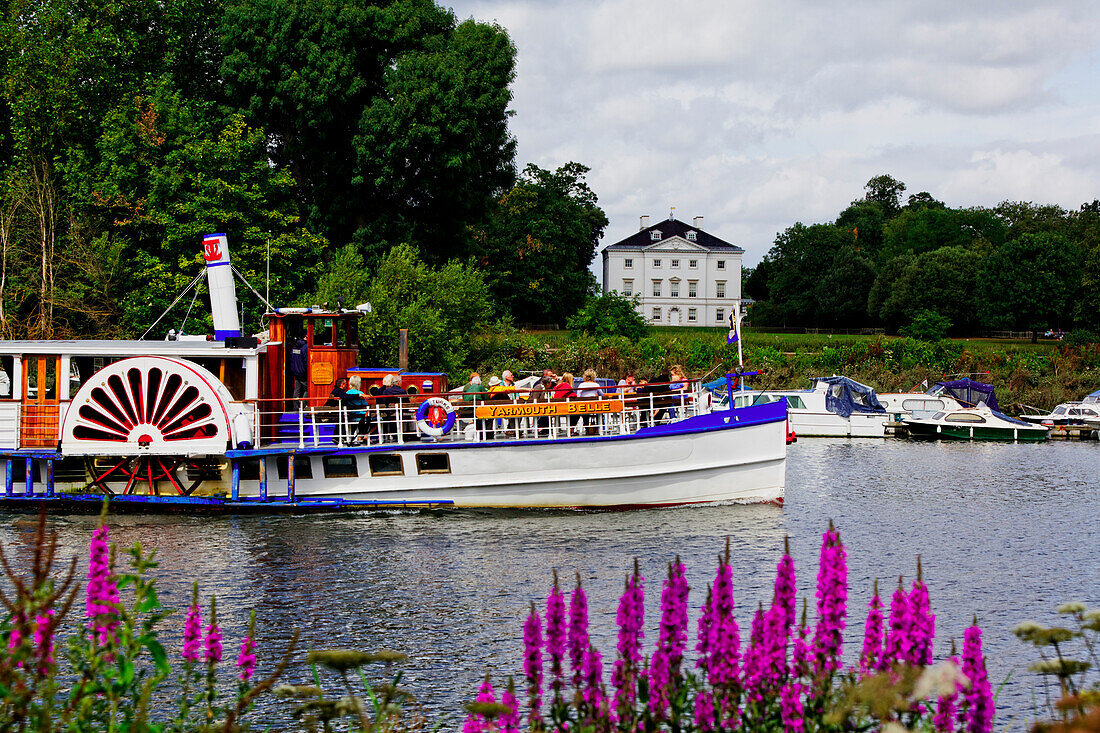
[60, 356, 243, 457]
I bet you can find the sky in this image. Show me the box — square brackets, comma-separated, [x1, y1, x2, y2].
[445, 0, 1100, 268]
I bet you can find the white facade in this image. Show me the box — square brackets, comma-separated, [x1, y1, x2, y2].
[601, 225, 743, 327]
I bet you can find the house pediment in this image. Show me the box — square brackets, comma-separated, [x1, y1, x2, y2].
[642, 236, 708, 252]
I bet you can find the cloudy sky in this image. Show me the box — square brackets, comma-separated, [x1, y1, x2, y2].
[446, 0, 1100, 267]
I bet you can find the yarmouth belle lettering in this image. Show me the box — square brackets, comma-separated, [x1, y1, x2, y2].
[474, 399, 625, 419]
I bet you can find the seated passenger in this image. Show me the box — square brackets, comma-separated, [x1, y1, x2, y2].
[375, 374, 407, 441]
[341, 376, 370, 442]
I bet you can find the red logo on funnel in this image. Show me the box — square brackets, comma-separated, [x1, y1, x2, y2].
[203, 237, 223, 262]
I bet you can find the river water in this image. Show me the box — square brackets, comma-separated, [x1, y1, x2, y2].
[2, 438, 1097, 727]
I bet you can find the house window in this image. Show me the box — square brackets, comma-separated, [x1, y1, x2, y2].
[368, 453, 403, 476]
[688, 281, 697, 298]
[717, 260, 726, 269]
[624, 258, 633, 269]
[716, 309, 725, 323]
[651, 231, 662, 241]
[716, 281, 726, 299]
[670, 282, 679, 297]
[653, 259, 661, 268]
[686, 231, 697, 241]
[652, 307, 662, 321]
[688, 308, 697, 322]
[689, 259, 698, 268]
[322, 455, 358, 478]
[622, 279, 633, 296]
[670, 259, 679, 268]
[652, 280, 662, 297]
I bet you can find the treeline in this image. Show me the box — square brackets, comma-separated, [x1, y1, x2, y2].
[746, 175, 1100, 336]
[0, 0, 606, 339]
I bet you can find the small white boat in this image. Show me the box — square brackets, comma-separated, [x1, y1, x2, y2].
[880, 378, 1000, 420]
[716, 376, 889, 438]
[903, 404, 1049, 442]
[1018, 389, 1100, 426]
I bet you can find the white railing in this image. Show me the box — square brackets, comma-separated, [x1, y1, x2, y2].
[243, 381, 711, 449]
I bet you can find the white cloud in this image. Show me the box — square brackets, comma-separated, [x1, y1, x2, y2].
[448, 0, 1100, 264]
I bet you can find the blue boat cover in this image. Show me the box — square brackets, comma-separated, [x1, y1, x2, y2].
[1084, 389, 1100, 404]
[816, 376, 886, 418]
[991, 409, 1032, 427]
[934, 378, 999, 411]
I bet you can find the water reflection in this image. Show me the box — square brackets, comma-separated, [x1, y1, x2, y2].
[0, 438, 1096, 726]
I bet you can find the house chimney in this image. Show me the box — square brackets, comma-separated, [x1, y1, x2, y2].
[693, 216, 704, 229]
[639, 215, 649, 230]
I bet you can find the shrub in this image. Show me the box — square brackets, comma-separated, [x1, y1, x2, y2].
[900, 310, 952, 342]
[567, 292, 648, 341]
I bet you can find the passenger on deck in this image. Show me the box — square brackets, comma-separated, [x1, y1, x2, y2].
[461, 372, 490, 439]
[553, 372, 581, 434]
[618, 371, 637, 395]
[342, 376, 370, 443]
[667, 365, 689, 419]
[325, 377, 349, 408]
[577, 369, 601, 435]
[375, 374, 407, 441]
[535, 369, 557, 435]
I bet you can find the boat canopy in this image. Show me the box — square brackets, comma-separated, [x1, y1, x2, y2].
[1085, 389, 1100, 405]
[815, 376, 886, 417]
[932, 378, 999, 411]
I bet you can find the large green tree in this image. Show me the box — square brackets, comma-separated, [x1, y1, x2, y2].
[978, 232, 1080, 333]
[220, 0, 517, 260]
[478, 162, 608, 326]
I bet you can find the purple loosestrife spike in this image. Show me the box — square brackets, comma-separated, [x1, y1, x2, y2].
[693, 689, 716, 732]
[568, 574, 589, 687]
[611, 565, 645, 719]
[86, 525, 120, 646]
[775, 537, 797, 632]
[696, 586, 714, 670]
[463, 674, 498, 733]
[648, 647, 671, 721]
[501, 678, 522, 733]
[182, 583, 203, 662]
[962, 624, 994, 733]
[581, 644, 604, 714]
[882, 576, 911, 669]
[546, 570, 567, 699]
[934, 655, 961, 733]
[741, 606, 766, 702]
[33, 609, 56, 673]
[205, 596, 223, 664]
[780, 682, 805, 733]
[792, 598, 812, 679]
[860, 579, 884, 673]
[523, 602, 544, 725]
[812, 526, 848, 676]
[705, 554, 740, 687]
[908, 559, 935, 667]
[658, 557, 690, 672]
[237, 609, 257, 681]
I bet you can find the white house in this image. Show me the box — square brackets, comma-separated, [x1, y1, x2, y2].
[601, 216, 744, 327]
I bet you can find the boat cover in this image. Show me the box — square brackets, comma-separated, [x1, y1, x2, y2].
[1085, 389, 1100, 405]
[815, 376, 886, 418]
[991, 409, 1033, 427]
[934, 378, 999, 411]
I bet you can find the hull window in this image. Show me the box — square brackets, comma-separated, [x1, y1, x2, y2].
[415, 453, 450, 475]
[368, 453, 403, 477]
[276, 455, 313, 480]
[323, 455, 359, 478]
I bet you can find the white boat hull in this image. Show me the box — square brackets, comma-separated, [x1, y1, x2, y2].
[786, 411, 888, 438]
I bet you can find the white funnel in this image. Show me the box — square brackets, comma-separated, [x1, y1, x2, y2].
[202, 233, 241, 340]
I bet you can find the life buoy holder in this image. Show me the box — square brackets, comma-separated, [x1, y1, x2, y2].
[415, 397, 457, 437]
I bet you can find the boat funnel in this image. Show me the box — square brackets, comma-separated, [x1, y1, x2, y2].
[202, 233, 241, 340]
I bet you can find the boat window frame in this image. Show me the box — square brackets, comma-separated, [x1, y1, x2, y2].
[945, 412, 986, 424]
[415, 453, 451, 475]
[276, 455, 314, 480]
[322, 454, 359, 478]
[367, 453, 403, 477]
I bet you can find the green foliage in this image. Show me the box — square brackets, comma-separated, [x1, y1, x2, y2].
[979, 232, 1081, 331]
[478, 162, 608, 325]
[1064, 329, 1099, 346]
[567, 291, 647, 340]
[899, 310, 952, 342]
[1014, 602, 1100, 727]
[358, 243, 496, 374]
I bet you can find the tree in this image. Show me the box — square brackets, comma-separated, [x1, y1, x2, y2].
[879, 206, 1004, 265]
[478, 162, 608, 325]
[567, 291, 647, 341]
[220, 0, 517, 260]
[863, 174, 906, 217]
[868, 246, 983, 333]
[754, 223, 846, 326]
[978, 232, 1080, 335]
[813, 243, 875, 326]
[899, 309, 951, 341]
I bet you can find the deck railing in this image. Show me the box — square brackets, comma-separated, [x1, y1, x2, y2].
[243, 380, 711, 450]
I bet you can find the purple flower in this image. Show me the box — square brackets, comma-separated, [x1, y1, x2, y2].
[812, 525, 848, 676]
[182, 593, 203, 663]
[791, 619, 812, 680]
[775, 538, 797, 632]
[860, 580, 884, 673]
[463, 675, 498, 733]
[694, 689, 715, 732]
[908, 563, 935, 667]
[523, 603, 544, 725]
[648, 647, 671, 721]
[205, 624, 223, 664]
[568, 575, 589, 687]
[706, 557, 740, 687]
[86, 525, 120, 646]
[546, 572, 567, 698]
[696, 587, 714, 670]
[33, 610, 56, 672]
[237, 636, 257, 681]
[610, 566, 645, 719]
[501, 681, 522, 733]
[962, 625, 994, 733]
[780, 682, 805, 733]
[581, 644, 604, 714]
[650, 557, 690, 719]
[934, 656, 961, 733]
[882, 577, 911, 669]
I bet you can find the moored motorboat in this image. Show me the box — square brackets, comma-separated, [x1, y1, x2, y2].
[713, 375, 889, 438]
[903, 404, 1049, 442]
[1018, 389, 1100, 426]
